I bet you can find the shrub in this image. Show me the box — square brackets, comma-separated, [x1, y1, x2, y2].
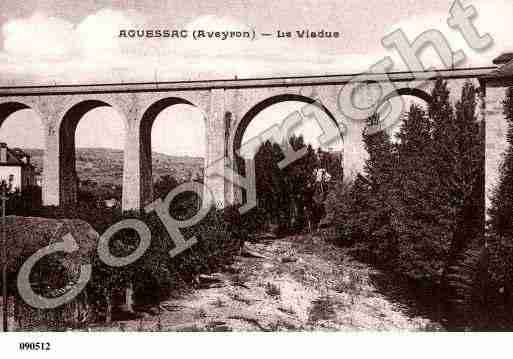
[35, 190, 242, 319]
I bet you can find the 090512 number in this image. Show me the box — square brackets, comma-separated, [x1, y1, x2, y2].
[19, 342, 51, 351]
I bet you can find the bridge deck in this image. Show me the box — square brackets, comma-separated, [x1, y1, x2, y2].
[0, 67, 499, 97]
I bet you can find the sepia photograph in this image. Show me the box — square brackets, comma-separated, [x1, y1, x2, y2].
[0, 0, 511, 357]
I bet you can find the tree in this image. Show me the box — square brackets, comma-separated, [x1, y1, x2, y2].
[430, 80, 484, 248]
[349, 113, 400, 263]
[254, 140, 283, 229]
[153, 174, 179, 200]
[334, 80, 487, 328]
[445, 82, 484, 252]
[394, 103, 452, 278]
[252, 135, 322, 234]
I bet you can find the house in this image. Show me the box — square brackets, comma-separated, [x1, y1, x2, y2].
[0, 143, 37, 191]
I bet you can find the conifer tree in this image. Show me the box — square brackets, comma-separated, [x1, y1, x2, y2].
[430, 78, 454, 142]
[254, 140, 282, 228]
[429, 80, 483, 262]
[448, 82, 484, 252]
[253, 135, 321, 233]
[434, 81, 484, 328]
[395, 103, 448, 278]
[354, 114, 399, 262]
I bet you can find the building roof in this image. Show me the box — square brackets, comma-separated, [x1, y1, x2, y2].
[0, 145, 34, 168]
[484, 54, 513, 87]
[493, 53, 513, 65]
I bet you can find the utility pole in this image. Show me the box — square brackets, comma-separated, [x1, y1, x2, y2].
[2, 176, 13, 332]
[2, 182, 8, 332]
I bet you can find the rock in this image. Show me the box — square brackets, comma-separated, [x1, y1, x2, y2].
[241, 244, 268, 259]
[197, 273, 228, 288]
[278, 306, 296, 315]
[281, 256, 298, 263]
[207, 282, 226, 289]
[199, 273, 225, 282]
[206, 321, 232, 332]
[228, 315, 267, 331]
[232, 279, 250, 289]
[159, 304, 184, 312]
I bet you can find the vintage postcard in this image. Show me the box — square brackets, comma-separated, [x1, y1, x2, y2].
[0, 0, 511, 357]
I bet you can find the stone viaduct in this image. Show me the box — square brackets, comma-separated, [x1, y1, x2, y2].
[0, 64, 509, 212]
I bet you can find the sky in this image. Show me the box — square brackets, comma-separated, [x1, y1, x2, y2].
[0, 0, 510, 157]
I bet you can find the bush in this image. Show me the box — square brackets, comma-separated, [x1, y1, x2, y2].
[34, 187, 242, 319]
[328, 80, 486, 329]
[86, 204, 242, 310]
[6, 185, 42, 216]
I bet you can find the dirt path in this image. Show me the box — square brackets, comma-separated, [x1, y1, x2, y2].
[100, 233, 443, 331]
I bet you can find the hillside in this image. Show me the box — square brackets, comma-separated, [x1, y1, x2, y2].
[23, 148, 204, 187]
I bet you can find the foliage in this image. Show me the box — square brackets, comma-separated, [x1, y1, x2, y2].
[5, 185, 42, 215]
[33, 174, 241, 320]
[251, 135, 334, 234]
[332, 79, 486, 329]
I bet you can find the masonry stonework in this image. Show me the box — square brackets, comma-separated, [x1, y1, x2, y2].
[0, 68, 498, 212]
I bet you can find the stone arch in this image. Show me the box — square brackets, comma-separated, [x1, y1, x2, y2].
[367, 87, 433, 135]
[232, 93, 343, 164]
[230, 93, 343, 204]
[0, 102, 33, 127]
[0, 101, 45, 189]
[58, 99, 126, 208]
[138, 97, 208, 205]
[0, 101, 45, 146]
[377, 87, 432, 109]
